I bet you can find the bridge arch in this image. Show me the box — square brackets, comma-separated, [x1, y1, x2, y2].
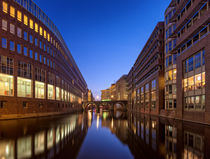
[114, 102, 125, 111]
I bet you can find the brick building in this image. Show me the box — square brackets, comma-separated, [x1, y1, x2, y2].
[0, 0, 88, 118]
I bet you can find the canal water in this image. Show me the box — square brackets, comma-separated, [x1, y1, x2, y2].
[0, 111, 209, 159]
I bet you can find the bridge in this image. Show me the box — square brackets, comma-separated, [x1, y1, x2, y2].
[82, 100, 128, 111]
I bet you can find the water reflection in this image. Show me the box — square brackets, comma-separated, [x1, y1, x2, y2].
[0, 111, 209, 159]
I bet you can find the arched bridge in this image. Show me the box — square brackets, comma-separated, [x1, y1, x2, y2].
[82, 100, 128, 111]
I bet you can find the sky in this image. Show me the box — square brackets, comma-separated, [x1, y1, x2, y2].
[33, 0, 170, 98]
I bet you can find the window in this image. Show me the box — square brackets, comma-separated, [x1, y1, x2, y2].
[2, 38, 7, 48]
[2, 19, 7, 31]
[168, 70, 172, 80]
[39, 41, 42, 49]
[39, 26, 43, 36]
[35, 38, 38, 46]
[195, 52, 201, 68]
[17, 77, 32, 98]
[18, 62, 32, 79]
[0, 55, 13, 75]
[2, 1, 8, 13]
[47, 59, 49, 66]
[35, 68, 45, 82]
[24, 31, 28, 41]
[202, 72, 205, 87]
[169, 56, 172, 65]
[24, 47, 27, 56]
[44, 30, 47, 39]
[39, 55, 42, 63]
[29, 50, 33, 59]
[35, 23, 38, 32]
[35, 81, 45, 99]
[47, 34, 50, 42]
[200, 27, 207, 38]
[10, 24, 15, 34]
[24, 15, 28, 26]
[43, 57, 46, 64]
[10, 41, 15, 51]
[56, 87, 60, 100]
[202, 50, 205, 65]
[17, 44, 21, 54]
[48, 84, 55, 100]
[10, 6, 15, 17]
[29, 19, 33, 29]
[17, 27, 22, 38]
[17, 10, 22, 21]
[188, 57, 193, 72]
[35, 52, 38, 60]
[195, 74, 201, 90]
[0, 73, 13, 96]
[29, 35, 33, 44]
[188, 76, 194, 91]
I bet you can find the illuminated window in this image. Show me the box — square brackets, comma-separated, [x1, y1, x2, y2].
[2, 19, 7, 31]
[56, 87, 60, 100]
[17, 77, 32, 97]
[17, 27, 22, 38]
[24, 15, 28, 26]
[17, 137, 32, 159]
[34, 132, 45, 155]
[61, 89, 64, 101]
[35, 81, 45, 99]
[39, 27, 43, 36]
[10, 24, 15, 34]
[195, 74, 201, 90]
[168, 70, 173, 80]
[17, 10, 22, 21]
[188, 76, 194, 91]
[44, 30, 46, 39]
[65, 90, 68, 101]
[173, 69, 177, 80]
[202, 72, 205, 87]
[35, 23, 38, 32]
[10, 6, 15, 17]
[0, 73, 13, 96]
[29, 19, 33, 29]
[47, 34, 50, 42]
[48, 84, 55, 100]
[2, 1, 8, 13]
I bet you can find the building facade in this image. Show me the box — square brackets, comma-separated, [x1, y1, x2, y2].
[101, 89, 111, 101]
[0, 0, 88, 118]
[116, 75, 128, 101]
[128, 22, 165, 116]
[110, 83, 117, 101]
[127, 0, 210, 124]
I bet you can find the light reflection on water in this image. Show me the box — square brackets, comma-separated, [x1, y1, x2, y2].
[0, 111, 209, 159]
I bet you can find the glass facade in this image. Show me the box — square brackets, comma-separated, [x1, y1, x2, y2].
[17, 77, 32, 98]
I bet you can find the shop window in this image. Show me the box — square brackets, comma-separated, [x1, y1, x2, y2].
[195, 74, 201, 90]
[188, 76, 195, 91]
[35, 81, 45, 99]
[48, 84, 55, 100]
[0, 73, 13, 96]
[17, 77, 32, 98]
[56, 87, 60, 100]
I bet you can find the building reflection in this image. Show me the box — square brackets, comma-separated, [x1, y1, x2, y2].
[0, 114, 88, 159]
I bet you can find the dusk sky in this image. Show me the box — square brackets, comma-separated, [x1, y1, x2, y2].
[34, 0, 171, 98]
